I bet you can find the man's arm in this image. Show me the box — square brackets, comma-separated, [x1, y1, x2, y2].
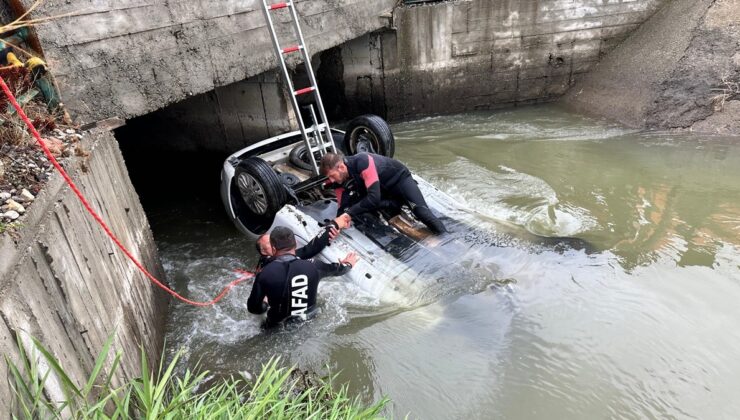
[345, 155, 381, 218]
[247, 276, 268, 314]
[312, 260, 352, 278]
[311, 252, 357, 278]
[296, 222, 338, 260]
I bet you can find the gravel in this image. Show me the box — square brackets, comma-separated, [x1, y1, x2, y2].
[0, 128, 83, 230]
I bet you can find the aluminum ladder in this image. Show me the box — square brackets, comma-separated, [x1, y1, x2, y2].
[261, 0, 336, 175]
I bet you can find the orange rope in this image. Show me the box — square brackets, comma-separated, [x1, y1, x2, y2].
[0, 76, 253, 306]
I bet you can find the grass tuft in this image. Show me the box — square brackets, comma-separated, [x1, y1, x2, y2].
[7, 332, 390, 419]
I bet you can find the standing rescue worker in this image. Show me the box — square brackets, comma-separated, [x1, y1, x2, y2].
[320, 152, 447, 234]
[247, 226, 357, 327]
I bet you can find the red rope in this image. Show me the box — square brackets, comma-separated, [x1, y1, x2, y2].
[0, 76, 253, 306]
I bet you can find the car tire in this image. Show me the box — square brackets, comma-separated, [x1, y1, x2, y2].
[288, 144, 319, 172]
[343, 114, 395, 158]
[290, 131, 347, 170]
[234, 157, 287, 217]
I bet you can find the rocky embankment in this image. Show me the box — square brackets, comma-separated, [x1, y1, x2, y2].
[564, 0, 740, 135]
[0, 128, 83, 234]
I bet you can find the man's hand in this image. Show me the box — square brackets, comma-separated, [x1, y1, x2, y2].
[335, 213, 352, 229]
[339, 251, 358, 268]
[328, 226, 340, 241]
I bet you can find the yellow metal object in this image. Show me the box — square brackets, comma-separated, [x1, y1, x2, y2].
[25, 56, 47, 72]
[6, 52, 23, 67]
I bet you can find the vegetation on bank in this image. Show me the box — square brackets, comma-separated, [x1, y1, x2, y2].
[711, 77, 740, 111]
[6, 333, 389, 419]
[0, 220, 20, 233]
[1, 5, 80, 236]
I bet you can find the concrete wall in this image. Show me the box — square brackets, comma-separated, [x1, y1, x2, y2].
[563, 0, 740, 134]
[24, 0, 396, 125]
[119, 70, 297, 152]
[336, 0, 668, 120]
[23, 0, 672, 150]
[0, 130, 167, 412]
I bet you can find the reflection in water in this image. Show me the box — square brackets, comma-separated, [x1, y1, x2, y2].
[393, 114, 740, 270]
[145, 105, 740, 419]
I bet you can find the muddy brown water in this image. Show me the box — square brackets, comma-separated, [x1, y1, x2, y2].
[148, 105, 740, 419]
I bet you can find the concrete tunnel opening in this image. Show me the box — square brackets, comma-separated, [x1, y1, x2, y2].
[113, 31, 385, 236]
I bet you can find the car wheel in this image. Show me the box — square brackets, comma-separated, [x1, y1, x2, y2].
[234, 157, 287, 216]
[343, 114, 395, 158]
[288, 144, 319, 172]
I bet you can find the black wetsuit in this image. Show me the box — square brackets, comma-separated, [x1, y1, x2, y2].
[247, 254, 351, 327]
[255, 222, 337, 271]
[0, 46, 13, 66]
[333, 153, 447, 233]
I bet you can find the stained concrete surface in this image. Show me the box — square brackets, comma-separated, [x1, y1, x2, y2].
[23, 0, 396, 124]
[116, 70, 297, 152]
[335, 0, 669, 120]
[0, 130, 167, 413]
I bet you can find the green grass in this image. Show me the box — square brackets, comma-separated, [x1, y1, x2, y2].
[6, 332, 390, 419]
[0, 221, 23, 234]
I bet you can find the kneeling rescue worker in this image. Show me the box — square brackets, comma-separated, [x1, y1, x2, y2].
[320, 152, 447, 234]
[247, 226, 358, 327]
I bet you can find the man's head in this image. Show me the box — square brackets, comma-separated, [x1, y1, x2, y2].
[320, 153, 349, 184]
[256, 234, 272, 256]
[269, 226, 297, 255]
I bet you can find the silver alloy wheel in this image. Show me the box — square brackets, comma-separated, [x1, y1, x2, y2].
[349, 125, 380, 154]
[237, 172, 268, 215]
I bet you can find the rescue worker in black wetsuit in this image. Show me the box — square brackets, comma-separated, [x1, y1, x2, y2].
[320, 152, 447, 234]
[254, 220, 343, 271]
[247, 226, 358, 327]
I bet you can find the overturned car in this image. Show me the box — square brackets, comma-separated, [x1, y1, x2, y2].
[219, 114, 470, 302]
[220, 114, 593, 305]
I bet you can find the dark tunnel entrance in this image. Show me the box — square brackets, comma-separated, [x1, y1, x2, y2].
[115, 66, 310, 239]
[115, 31, 391, 238]
[115, 122, 231, 240]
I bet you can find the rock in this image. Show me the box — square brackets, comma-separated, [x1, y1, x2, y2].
[6, 199, 25, 214]
[64, 129, 75, 134]
[2, 210, 20, 220]
[0, 192, 10, 201]
[19, 189, 35, 202]
[0, 160, 4, 180]
[41, 137, 65, 157]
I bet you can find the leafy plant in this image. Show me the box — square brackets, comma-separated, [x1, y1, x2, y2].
[6, 331, 390, 419]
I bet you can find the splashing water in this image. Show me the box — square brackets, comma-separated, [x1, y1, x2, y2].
[144, 105, 740, 419]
